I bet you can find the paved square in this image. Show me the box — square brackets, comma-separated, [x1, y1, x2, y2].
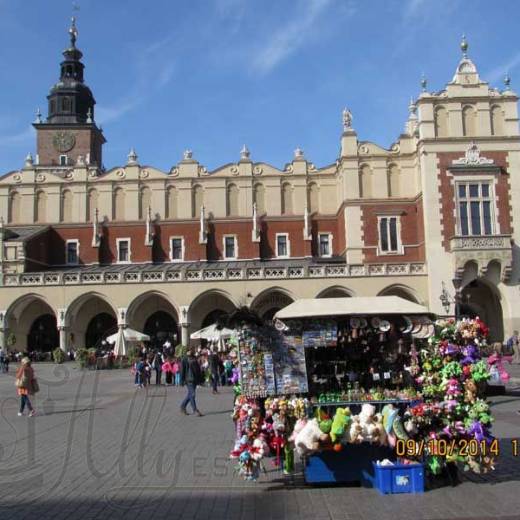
[0, 363, 519, 520]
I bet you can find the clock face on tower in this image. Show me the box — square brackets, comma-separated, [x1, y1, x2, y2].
[52, 131, 76, 153]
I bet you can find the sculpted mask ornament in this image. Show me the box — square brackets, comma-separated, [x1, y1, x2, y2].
[53, 131, 76, 153]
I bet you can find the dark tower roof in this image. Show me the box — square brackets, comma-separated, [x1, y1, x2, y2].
[46, 17, 96, 124]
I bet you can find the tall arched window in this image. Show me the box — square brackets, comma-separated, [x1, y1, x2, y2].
[192, 185, 203, 218]
[139, 186, 151, 220]
[226, 183, 239, 216]
[113, 187, 125, 221]
[308, 182, 319, 213]
[61, 189, 73, 222]
[281, 183, 293, 215]
[359, 165, 372, 199]
[434, 106, 448, 137]
[387, 164, 400, 198]
[490, 105, 504, 136]
[35, 191, 47, 223]
[87, 188, 98, 222]
[253, 183, 265, 214]
[166, 186, 177, 219]
[8, 191, 20, 223]
[462, 105, 476, 136]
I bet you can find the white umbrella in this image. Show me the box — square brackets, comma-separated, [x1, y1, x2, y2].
[106, 327, 150, 344]
[190, 323, 234, 341]
[113, 328, 127, 357]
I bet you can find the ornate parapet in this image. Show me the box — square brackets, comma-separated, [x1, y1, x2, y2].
[450, 234, 513, 281]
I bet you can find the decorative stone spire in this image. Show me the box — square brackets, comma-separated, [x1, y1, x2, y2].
[86, 107, 93, 123]
[34, 108, 42, 124]
[342, 107, 353, 131]
[420, 73, 427, 93]
[240, 144, 250, 161]
[199, 205, 207, 244]
[145, 206, 154, 246]
[183, 149, 193, 161]
[127, 147, 138, 165]
[406, 97, 418, 136]
[251, 202, 260, 242]
[294, 147, 305, 160]
[504, 72, 512, 90]
[303, 205, 311, 240]
[24, 153, 34, 168]
[92, 208, 101, 247]
[460, 34, 468, 58]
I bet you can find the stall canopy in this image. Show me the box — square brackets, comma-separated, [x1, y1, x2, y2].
[274, 296, 429, 319]
[190, 323, 234, 341]
[106, 328, 150, 345]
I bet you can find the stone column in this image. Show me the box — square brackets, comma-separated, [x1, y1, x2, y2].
[179, 305, 190, 346]
[58, 327, 68, 352]
[0, 310, 7, 352]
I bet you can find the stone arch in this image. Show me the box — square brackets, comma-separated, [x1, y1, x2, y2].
[166, 186, 177, 219]
[127, 291, 180, 350]
[35, 190, 47, 223]
[189, 289, 239, 331]
[377, 284, 421, 304]
[66, 292, 118, 349]
[113, 187, 125, 221]
[462, 105, 476, 137]
[308, 182, 319, 213]
[5, 293, 58, 352]
[281, 182, 293, 215]
[250, 287, 295, 322]
[61, 189, 73, 222]
[226, 183, 239, 216]
[8, 191, 21, 224]
[359, 164, 372, 198]
[460, 277, 504, 342]
[316, 286, 355, 298]
[387, 163, 400, 197]
[434, 106, 448, 137]
[253, 183, 265, 214]
[87, 188, 98, 222]
[192, 184, 203, 218]
[139, 185, 151, 220]
[490, 105, 504, 136]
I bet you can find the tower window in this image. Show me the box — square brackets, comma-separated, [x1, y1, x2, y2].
[62, 97, 71, 112]
[59, 155, 68, 166]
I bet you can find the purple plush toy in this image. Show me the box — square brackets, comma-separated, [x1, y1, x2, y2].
[461, 344, 480, 365]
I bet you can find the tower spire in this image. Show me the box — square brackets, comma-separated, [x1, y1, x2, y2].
[69, 16, 78, 48]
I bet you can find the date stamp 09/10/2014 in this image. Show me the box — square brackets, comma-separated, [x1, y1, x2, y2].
[395, 438, 519, 458]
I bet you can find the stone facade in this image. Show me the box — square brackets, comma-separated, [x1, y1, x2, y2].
[0, 30, 519, 352]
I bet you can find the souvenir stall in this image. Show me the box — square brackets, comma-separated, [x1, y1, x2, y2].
[230, 296, 497, 491]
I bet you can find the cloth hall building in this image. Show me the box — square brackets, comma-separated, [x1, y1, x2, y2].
[1, 23, 519, 353]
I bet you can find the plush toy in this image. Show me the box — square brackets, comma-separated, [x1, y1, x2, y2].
[464, 379, 478, 404]
[315, 408, 333, 434]
[330, 407, 352, 443]
[461, 344, 479, 365]
[392, 415, 409, 441]
[288, 418, 307, 444]
[358, 403, 377, 443]
[381, 404, 399, 434]
[349, 416, 364, 444]
[294, 418, 329, 456]
[372, 413, 388, 445]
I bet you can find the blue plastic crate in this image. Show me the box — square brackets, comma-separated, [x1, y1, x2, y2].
[372, 461, 424, 494]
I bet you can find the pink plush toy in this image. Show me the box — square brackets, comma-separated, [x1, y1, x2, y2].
[289, 418, 307, 444]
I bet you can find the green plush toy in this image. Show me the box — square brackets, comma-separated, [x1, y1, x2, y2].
[330, 407, 352, 443]
[471, 360, 490, 382]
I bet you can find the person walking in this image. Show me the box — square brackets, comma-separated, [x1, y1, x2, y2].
[208, 349, 220, 394]
[152, 351, 164, 385]
[180, 348, 203, 416]
[507, 330, 520, 363]
[15, 357, 38, 416]
[0, 347, 5, 373]
[162, 357, 174, 385]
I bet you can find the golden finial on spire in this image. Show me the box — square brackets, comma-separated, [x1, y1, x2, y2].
[461, 34, 468, 58]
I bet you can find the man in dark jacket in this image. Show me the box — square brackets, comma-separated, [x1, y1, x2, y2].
[208, 349, 220, 394]
[180, 348, 203, 416]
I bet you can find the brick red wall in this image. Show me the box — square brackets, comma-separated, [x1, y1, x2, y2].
[208, 221, 260, 260]
[437, 151, 512, 250]
[361, 200, 425, 263]
[261, 220, 307, 258]
[155, 222, 206, 261]
[99, 224, 152, 264]
[36, 126, 103, 166]
[311, 217, 341, 257]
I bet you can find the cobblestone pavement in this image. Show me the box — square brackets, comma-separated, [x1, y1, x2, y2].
[0, 363, 519, 520]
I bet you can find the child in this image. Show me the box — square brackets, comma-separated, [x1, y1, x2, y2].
[172, 358, 181, 386]
[135, 358, 145, 388]
[162, 357, 174, 385]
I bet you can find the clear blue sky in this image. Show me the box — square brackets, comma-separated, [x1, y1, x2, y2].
[0, 0, 518, 173]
